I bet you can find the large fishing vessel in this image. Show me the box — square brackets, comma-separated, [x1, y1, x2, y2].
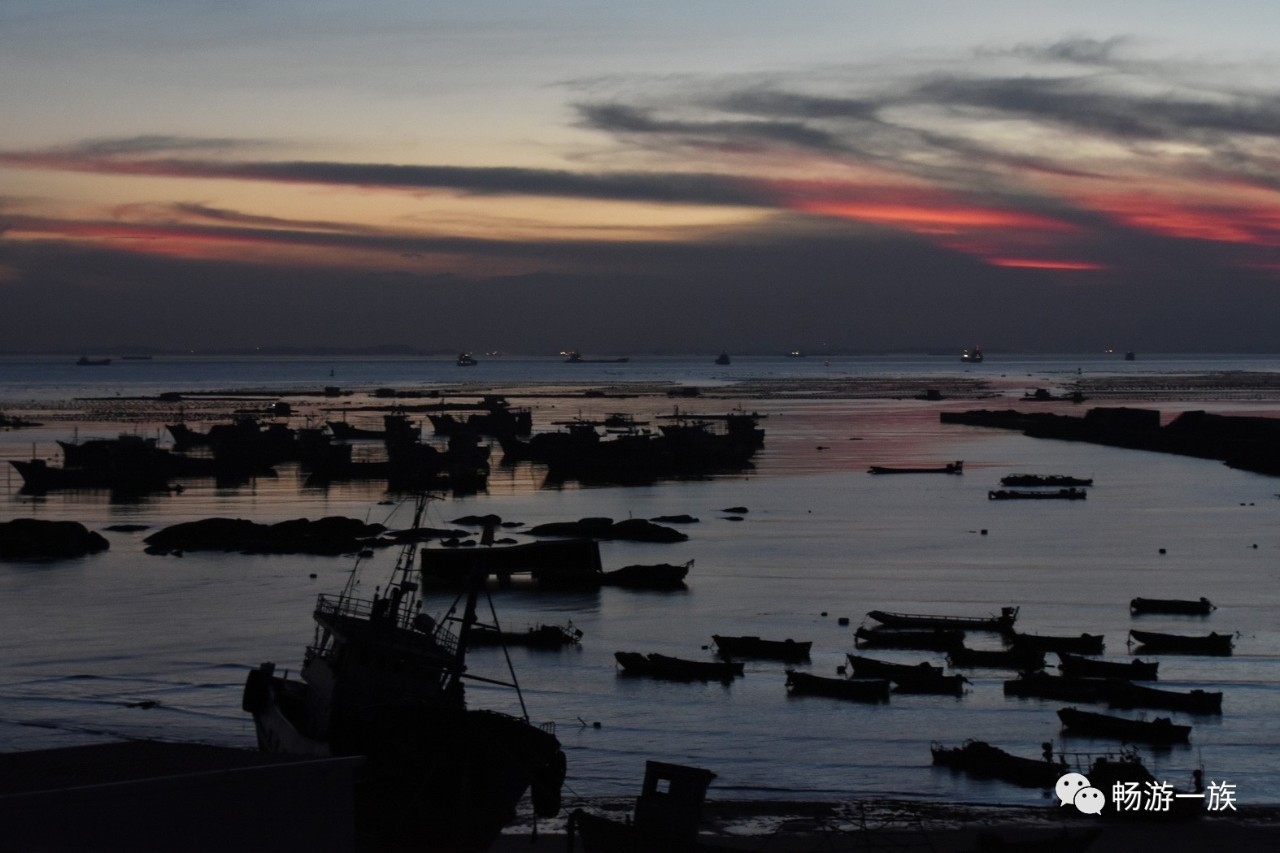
[241, 495, 566, 851]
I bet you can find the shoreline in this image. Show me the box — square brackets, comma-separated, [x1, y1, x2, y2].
[491, 796, 1280, 851]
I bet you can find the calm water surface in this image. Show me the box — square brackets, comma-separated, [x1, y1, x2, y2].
[1, 354, 1277, 808]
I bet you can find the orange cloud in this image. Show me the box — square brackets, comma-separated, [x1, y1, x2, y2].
[768, 178, 1078, 236]
[987, 258, 1105, 270]
[791, 198, 1071, 234]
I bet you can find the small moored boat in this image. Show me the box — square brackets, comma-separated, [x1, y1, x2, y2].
[1003, 672, 1111, 702]
[867, 606, 1017, 632]
[947, 645, 1045, 670]
[1058, 652, 1158, 681]
[931, 740, 1066, 788]
[1057, 706, 1191, 744]
[988, 487, 1086, 500]
[600, 560, 691, 589]
[712, 635, 811, 661]
[1007, 631, 1104, 655]
[1000, 474, 1093, 487]
[868, 460, 963, 474]
[846, 654, 943, 679]
[1129, 597, 1214, 616]
[854, 626, 964, 651]
[1107, 681, 1223, 715]
[784, 670, 889, 702]
[614, 652, 743, 681]
[891, 672, 968, 696]
[468, 622, 582, 648]
[1128, 629, 1233, 656]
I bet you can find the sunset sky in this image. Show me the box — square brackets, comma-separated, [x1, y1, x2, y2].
[6, 1, 1280, 354]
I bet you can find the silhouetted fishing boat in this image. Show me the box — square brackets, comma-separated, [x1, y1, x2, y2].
[614, 652, 743, 681]
[1007, 631, 1104, 655]
[853, 626, 964, 651]
[961, 346, 983, 363]
[1129, 629, 1233, 655]
[988, 487, 1087, 500]
[785, 671, 889, 702]
[1057, 706, 1191, 744]
[1084, 747, 1204, 820]
[947, 645, 1045, 670]
[712, 635, 811, 661]
[241, 494, 566, 851]
[1058, 652, 1158, 681]
[1000, 474, 1094, 487]
[421, 538, 603, 589]
[931, 740, 1066, 788]
[456, 352, 478, 366]
[326, 412, 421, 442]
[1108, 681, 1223, 715]
[868, 460, 963, 474]
[601, 560, 692, 589]
[1003, 672, 1112, 702]
[891, 672, 967, 695]
[75, 356, 111, 366]
[565, 351, 629, 363]
[1129, 597, 1215, 616]
[867, 606, 1018, 632]
[468, 622, 582, 648]
[715, 352, 731, 365]
[846, 654, 944, 679]
[9, 457, 175, 494]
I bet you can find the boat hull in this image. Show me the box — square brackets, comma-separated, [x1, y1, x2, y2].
[1058, 652, 1158, 680]
[614, 651, 743, 681]
[854, 626, 964, 651]
[867, 607, 1017, 632]
[1007, 631, 1104, 654]
[1108, 682, 1223, 715]
[931, 741, 1066, 788]
[1057, 706, 1191, 744]
[1129, 597, 1214, 615]
[785, 671, 890, 702]
[712, 635, 812, 661]
[244, 665, 564, 851]
[1129, 629, 1233, 655]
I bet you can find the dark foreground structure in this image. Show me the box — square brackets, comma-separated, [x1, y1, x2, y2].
[0, 741, 361, 852]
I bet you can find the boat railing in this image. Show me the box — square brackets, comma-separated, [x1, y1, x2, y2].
[315, 593, 460, 656]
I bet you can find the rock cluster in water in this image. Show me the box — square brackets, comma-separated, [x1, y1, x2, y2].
[525, 517, 688, 542]
[143, 516, 389, 555]
[0, 519, 109, 559]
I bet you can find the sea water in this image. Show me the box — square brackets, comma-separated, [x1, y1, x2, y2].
[0, 354, 1277, 809]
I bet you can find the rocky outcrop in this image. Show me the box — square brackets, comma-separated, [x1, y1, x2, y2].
[527, 517, 688, 542]
[0, 519, 109, 559]
[143, 516, 387, 555]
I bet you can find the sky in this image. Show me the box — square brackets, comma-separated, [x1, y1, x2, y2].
[6, 1, 1280, 355]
